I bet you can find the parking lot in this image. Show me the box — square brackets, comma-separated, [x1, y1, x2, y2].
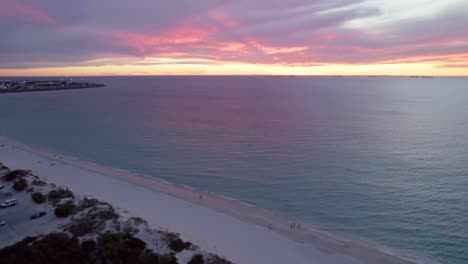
[0, 185, 64, 248]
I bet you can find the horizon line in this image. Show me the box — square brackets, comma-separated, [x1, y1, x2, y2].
[1, 74, 467, 78]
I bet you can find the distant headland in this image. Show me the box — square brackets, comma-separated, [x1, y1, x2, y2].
[0, 80, 105, 94]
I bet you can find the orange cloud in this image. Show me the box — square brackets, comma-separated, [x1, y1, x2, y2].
[382, 53, 468, 65]
[2, 59, 467, 77]
[218, 42, 247, 52]
[249, 40, 307, 55]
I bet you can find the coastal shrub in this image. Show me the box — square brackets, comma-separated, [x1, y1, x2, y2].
[140, 252, 160, 264]
[75, 197, 103, 210]
[205, 255, 233, 264]
[47, 188, 74, 200]
[81, 239, 97, 252]
[95, 233, 157, 263]
[67, 220, 106, 237]
[20, 236, 38, 245]
[0, 232, 162, 264]
[160, 253, 178, 264]
[168, 237, 192, 253]
[127, 216, 147, 226]
[98, 233, 153, 263]
[188, 254, 205, 264]
[13, 178, 28, 191]
[31, 179, 47, 186]
[123, 224, 137, 234]
[66, 202, 119, 236]
[97, 207, 119, 221]
[3, 169, 28, 181]
[99, 232, 123, 245]
[54, 202, 76, 218]
[0, 233, 86, 264]
[125, 236, 147, 250]
[31, 192, 47, 204]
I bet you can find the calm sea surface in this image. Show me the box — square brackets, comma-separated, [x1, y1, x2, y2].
[0, 76, 467, 263]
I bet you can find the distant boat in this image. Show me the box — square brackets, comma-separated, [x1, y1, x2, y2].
[409, 76, 434, 78]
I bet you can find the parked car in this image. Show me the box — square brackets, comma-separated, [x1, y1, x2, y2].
[0, 184, 4, 190]
[30, 211, 47, 219]
[0, 221, 5, 226]
[0, 198, 16, 208]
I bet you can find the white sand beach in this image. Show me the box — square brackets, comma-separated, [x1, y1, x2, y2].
[0, 136, 424, 264]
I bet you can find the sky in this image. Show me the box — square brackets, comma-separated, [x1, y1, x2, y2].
[0, 0, 467, 76]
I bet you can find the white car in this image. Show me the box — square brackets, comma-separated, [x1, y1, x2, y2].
[0, 198, 16, 208]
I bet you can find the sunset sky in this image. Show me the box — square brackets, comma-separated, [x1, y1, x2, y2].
[1, 0, 467, 76]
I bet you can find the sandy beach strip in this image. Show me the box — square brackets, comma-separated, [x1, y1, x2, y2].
[0, 136, 428, 264]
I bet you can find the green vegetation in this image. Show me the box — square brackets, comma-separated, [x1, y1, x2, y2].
[48, 188, 74, 200]
[97, 232, 152, 263]
[81, 239, 97, 252]
[67, 219, 106, 237]
[188, 254, 205, 264]
[31, 179, 48, 186]
[3, 169, 28, 181]
[31, 192, 47, 204]
[166, 253, 178, 264]
[13, 178, 28, 191]
[165, 233, 193, 253]
[0, 232, 178, 264]
[169, 237, 188, 252]
[65, 199, 119, 237]
[54, 202, 76, 218]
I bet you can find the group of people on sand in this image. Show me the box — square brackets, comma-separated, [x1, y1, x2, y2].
[196, 190, 303, 233]
[290, 221, 300, 229]
[267, 220, 301, 231]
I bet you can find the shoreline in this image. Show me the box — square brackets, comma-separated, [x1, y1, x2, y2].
[0, 84, 105, 94]
[0, 136, 437, 264]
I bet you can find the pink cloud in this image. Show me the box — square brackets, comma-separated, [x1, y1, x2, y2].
[218, 42, 247, 52]
[112, 18, 219, 57]
[207, 8, 240, 29]
[0, 0, 56, 24]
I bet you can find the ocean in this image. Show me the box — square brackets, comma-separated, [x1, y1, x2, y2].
[0, 76, 467, 263]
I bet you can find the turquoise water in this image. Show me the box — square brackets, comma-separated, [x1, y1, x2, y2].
[0, 76, 467, 263]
